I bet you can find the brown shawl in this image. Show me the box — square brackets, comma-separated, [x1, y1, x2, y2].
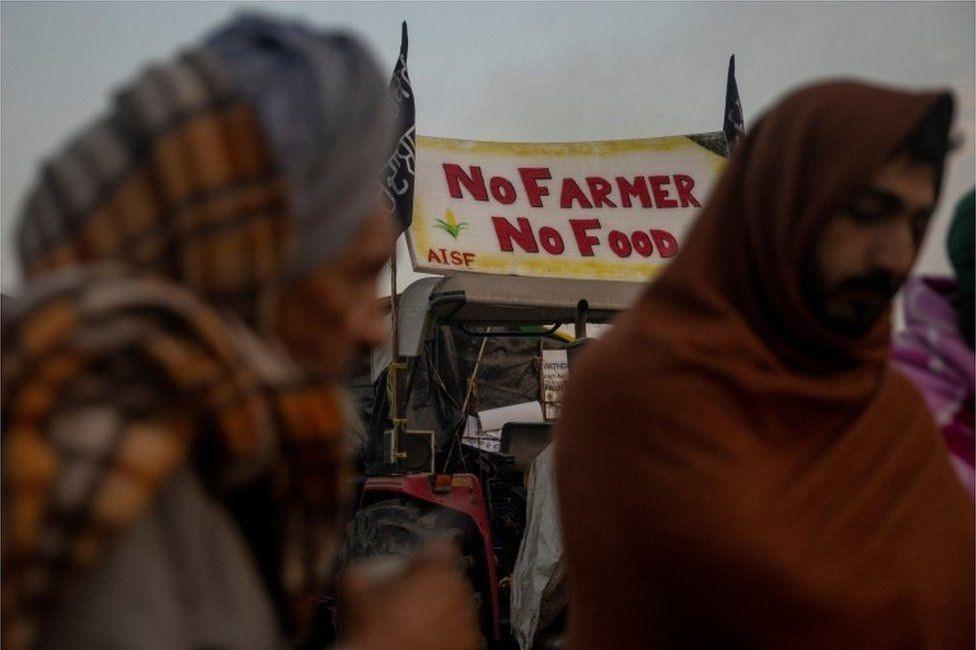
[555, 81, 974, 648]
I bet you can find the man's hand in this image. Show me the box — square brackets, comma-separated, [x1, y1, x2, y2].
[339, 539, 480, 650]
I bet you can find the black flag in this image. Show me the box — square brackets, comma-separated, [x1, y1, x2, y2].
[723, 55, 745, 155]
[380, 22, 416, 232]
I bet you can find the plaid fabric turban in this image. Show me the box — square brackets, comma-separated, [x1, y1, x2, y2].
[17, 13, 393, 320]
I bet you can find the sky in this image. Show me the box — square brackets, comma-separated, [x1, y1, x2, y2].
[2, 1, 974, 294]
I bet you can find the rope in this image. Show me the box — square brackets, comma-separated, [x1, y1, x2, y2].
[441, 329, 491, 474]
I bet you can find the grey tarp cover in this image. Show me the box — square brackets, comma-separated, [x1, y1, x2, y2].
[361, 274, 641, 449]
[370, 277, 442, 383]
[405, 326, 550, 450]
[511, 444, 566, 649]
[348, 321, 553, 455]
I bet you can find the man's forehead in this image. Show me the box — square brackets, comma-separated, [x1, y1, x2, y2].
[865, 156, 937, 209]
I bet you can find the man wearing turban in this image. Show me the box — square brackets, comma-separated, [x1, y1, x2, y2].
[2, 14, 477, 650]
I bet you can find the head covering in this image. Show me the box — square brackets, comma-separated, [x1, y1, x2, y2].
[3, 14, 392, 649]
[662, 81, 953, 372]
[16, 13, 393, 322]
[947, 188, 974, 344]
[556, 81, 973, 649]
[206, 14, 393, 276]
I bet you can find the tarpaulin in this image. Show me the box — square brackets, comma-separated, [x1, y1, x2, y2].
[511, 444, 566, 649]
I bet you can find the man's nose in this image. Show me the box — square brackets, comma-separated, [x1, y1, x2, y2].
[870, 218, 917, 277]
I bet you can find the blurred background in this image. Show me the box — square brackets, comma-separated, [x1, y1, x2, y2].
[3, 0, 973, 293]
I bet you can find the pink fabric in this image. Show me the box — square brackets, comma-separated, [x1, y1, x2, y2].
[893, 276, 975, 498]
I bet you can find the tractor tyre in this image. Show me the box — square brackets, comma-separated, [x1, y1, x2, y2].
[338, 498, 488, 643]
[339, 498, 467, 560]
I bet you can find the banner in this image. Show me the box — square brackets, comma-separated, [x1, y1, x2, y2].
[407, 133, 727, 281]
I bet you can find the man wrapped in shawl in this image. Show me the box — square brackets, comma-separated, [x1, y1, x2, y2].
[893, 189, 975, 498]
[2, 14, 477, 650]
[555, 81, 974, 647]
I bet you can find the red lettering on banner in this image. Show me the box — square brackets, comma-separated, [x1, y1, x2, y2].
[560, 179, 593, 209]
[608, 230, 632, 257]
[632, 231, 653, 257]
[651, 230, 679, 257]
[586, 177, 617, 208]
[648, 176, 678, 209]
[538, 226, 565, 255]
[490, 176, 517, 204]
[674, 175, 700, 207]
[427, 249, 477, 266]
[616, 177, 652, 208]
[570, 219, 601, 256]
[492, 216, 539, 253]
[443, 164, 488, 201]
[519, 168, 551, 207]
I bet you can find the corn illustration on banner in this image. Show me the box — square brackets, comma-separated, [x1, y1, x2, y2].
[407, 133, 728, 281]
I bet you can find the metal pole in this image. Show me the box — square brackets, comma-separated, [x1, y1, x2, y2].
[388, 243, 399, 466]
[574, 299, 590, 340]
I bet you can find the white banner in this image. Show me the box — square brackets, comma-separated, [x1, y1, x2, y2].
[408, 133, 727, 281]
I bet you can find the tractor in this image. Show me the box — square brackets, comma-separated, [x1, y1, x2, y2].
[323, 273, 640, 648]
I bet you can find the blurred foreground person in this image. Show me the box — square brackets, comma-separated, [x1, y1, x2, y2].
[556, 82, 973, 647]
[894, 189, 975, 498]
[2, 14, 476, 650]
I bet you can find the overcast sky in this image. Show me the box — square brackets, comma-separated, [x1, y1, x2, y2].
[2, 1, 973, 293]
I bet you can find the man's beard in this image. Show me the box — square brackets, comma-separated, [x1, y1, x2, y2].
[803, 267, 903, 338]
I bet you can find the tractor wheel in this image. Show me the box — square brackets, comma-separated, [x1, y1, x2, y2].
[338, 498, 488, 642]
[339, 498, 468, 560]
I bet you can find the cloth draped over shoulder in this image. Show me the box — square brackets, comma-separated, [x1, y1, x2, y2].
[3, 14, 393, 649]
[555, 81, 974, 648]
[893, 276, 975, 498]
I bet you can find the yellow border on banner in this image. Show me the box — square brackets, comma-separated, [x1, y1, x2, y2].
[416, 135, 705, 157]
[470, 254, 667, 281]
[411, 197, 433, 259]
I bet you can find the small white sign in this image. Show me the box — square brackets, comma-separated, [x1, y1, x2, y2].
[542, 349, 569, 420]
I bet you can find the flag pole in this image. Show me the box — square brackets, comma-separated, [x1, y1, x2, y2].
[388, 241, 399, 466]
[382, 21, 413, 468]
